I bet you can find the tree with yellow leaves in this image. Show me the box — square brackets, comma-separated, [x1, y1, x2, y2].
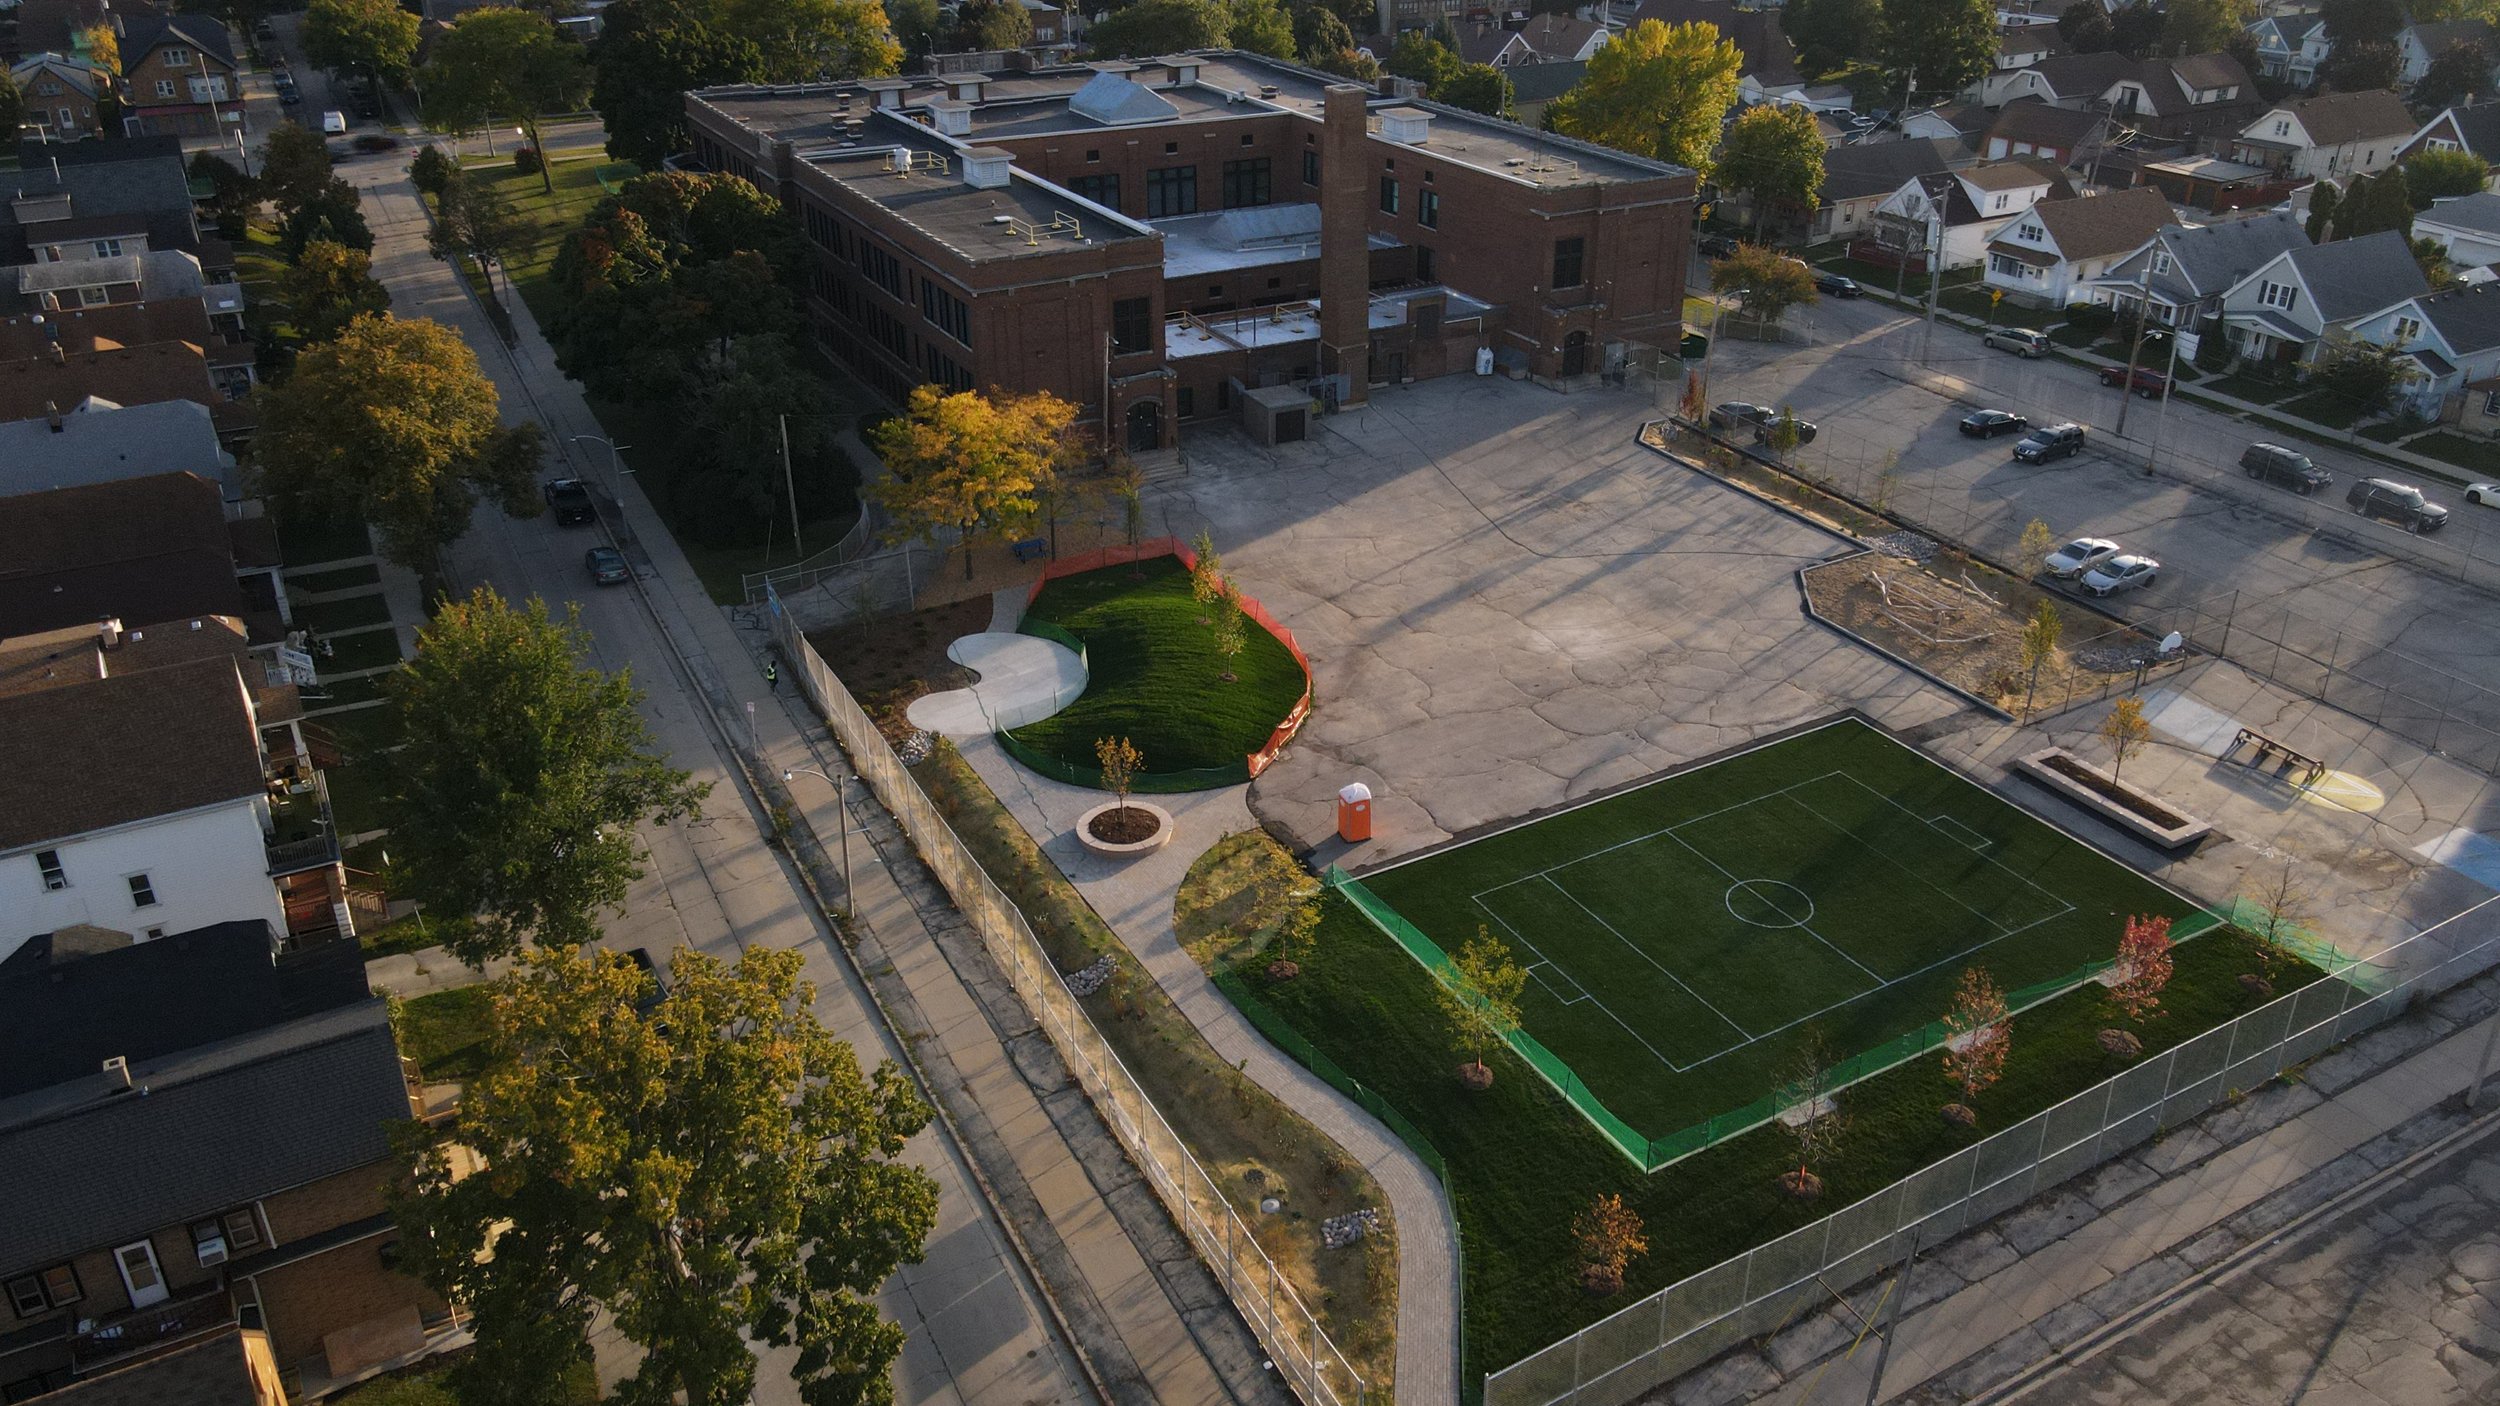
[1548, 20, 1741, 176]
[868, 386, 1078, 579]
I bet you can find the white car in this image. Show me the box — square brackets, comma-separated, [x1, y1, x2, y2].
[2466, 482, 2500, 506]
[2044, 537, 2121, 579]
[2080, 553, 2160, 597]
[320, 109, 348, 135]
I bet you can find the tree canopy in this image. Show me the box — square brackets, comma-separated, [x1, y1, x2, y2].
[427, 169, 530, 301]
[2417, 38, 2493, 111]
[592, 0, 767, 169]
[379, 589, 708, 962]
[952, 0, 1033, 49]
[279, 240, 392, 343]
[392, 943, 936, 1406]
[1712, 242, 1819, 322]
[1086, 0, 1228, 56]
[1549, 19, 1742, 175]
[302, 0, 421, 83]
[1782, 0, 1877, 76]
[1717, 104, 1825, 236]
[257, 316, 542, 569]
[2159, 0, 2254, 57]
[2407, 147, 2491, 207]
[1879, 0, 1997, 98]
[718, 0, 902, 79]
[867, 387, 1078, 577]
[1225, 0, 1296, 59]
[2058, 0, 2114, 51]
[423, 8, 593, 193]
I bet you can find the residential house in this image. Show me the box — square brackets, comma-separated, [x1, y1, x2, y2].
[0, 398, 236, 505]
[0, 471, 287, 639]
[1983, 99, 2112, 172]
[0, 925, 442, 1401]
[2233, 90, 2418, 180]
[1983, 185, 2177, 307]
[1515, 13, 1608, 63]
[2398, 18, 2499, 85]
[118, 15, 239, 139]
[10, 54, 109, 140]
[1870, 157, 2072, 269]
[0, 334, 254, 441]
[6, 0, 160, 64]
[7, 251, 244, 342]
[1630, 0, 1804, 103]
[2247, 15, 2330, 88]
[2136, 152, 2305, 213]
[2399, 101, 2500, 186]
[2082, 208, 2314, 325]
[1, 138, 206, 266]
[1901, 102, 1992, 145]
[15, 1325, 290, 1406]
[1805, 136, 1973, 242]
[2416, 190, 2500, 268]
[1021, 0, 1067, 47]
[2218, 227, 2430, 363]
[1986, 52, 2258, 147]
[1455, 25, 1534, 69]
[1504, 60, 1587, 129]
[1989, 26, 2069, 88]
[0, 298, 256, 399]
[2340, 284, 2500, 416]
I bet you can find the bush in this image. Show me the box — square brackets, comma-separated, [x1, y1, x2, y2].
[513, 145, 543, 175]
[409, 144, 455, 198]
[2194, 317, 2233, 373]
[2063, 303, 2114, 335]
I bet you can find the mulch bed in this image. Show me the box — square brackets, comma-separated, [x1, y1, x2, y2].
[807, 596, 992, 725]
[1087, 804, 1162, 844]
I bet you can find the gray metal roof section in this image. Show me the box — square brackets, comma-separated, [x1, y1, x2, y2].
[0, 1002, 407, 1274]
[1069, 71, 1179, 125]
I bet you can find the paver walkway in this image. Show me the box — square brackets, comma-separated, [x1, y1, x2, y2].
[957, 737, 1462, 1406]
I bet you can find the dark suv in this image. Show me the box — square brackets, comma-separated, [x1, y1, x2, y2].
[2345, 478, 2450, 532]
[543, 478, 595, 526]
[2240, 443, 2332, 495]
[2012, 423, 2087, 463]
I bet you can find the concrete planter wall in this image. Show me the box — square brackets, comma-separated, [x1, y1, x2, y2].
[2015, 748, 2212, 851]
[1077, 801, 1173, 858]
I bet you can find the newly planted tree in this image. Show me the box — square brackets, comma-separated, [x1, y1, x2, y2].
[391, 944, 937, 1406]
[1095, 734, 1142, 810]
[1438, 928, 1528, 1090]
[2018, 600, 2061, 718]
[2019, 517, 2057, 568]
[379, 588, 709, 964]
[1212, 581, 1249, 682]
[1189, 528, 1225, 620]
[868, 386, 1076, 580]
[1776, 1031, 1847, 1199]
[2110, 913, 2175, 1025]
[1266, 896, 1321, 982]
[1939, 966, 2010, 1126]
[2237, 862, 2313, 991]
[1572, 1194, 1649, 1297]
[2100, 695, 2151, 783]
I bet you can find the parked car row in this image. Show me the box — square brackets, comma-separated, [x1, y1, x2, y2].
[2040, 536, 2160, 597]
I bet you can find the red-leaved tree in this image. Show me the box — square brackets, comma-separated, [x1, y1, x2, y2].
[1940, 966, 2011, 1125]
[2111, 914, 2174, 1024]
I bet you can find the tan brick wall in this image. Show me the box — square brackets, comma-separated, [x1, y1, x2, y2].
[259, 1165, 392, 1244]
[247, 1236, 443, 1369]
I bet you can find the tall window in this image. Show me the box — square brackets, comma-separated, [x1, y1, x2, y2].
[1379, 176, 1400, 215]
[920, 279, 971, 346]
[1068, 172, 1119, 209]
[1112, 296, 1152, 354]
[1419, 188, 1440, 229]
[1222, 158, 1271, 207]
[1552, 237, 1585, 289]
[1145, 165, 1198, 217]
[1416, 245, 1436, 281]
[127, 873, 157, 908]
[1302, 149, 1319, 185]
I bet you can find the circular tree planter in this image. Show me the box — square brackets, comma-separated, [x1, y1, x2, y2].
[1079, 800, 1173, 857]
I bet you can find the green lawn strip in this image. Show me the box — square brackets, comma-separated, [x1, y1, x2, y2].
[2279, 391, 2366, 430]
[2205, 372, 2299, 406]
[306, 704, 403, 763]
[395, 986, 494, 1084]
[1942, 290, 2055, 329]
[323, 755, 390, 835]
[358, 912, 435, 960]
[1006, 556, 1307, 777]
[2407, 431, 2500, 477]
[2357, 421, 2414, 444]
[319, 629, 407, 674]
[293, 592, 396, 632]
[234, 225, 305, 349]
[910, 742, 1401, 1386]
[455, 156, 619, 328]
[1360, 720, 2197, 1137]
[1242, 891, 2318, 1381]
[276, 506, 374, 568]
[287, 562, 384, 593]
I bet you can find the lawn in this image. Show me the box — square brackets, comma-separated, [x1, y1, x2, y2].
[456, 155, 623, 328]
[322, 750, 390, 836]
[358, 911, 435, 960]
[293, 592, 396, 633]
[1941, 287, 2055, 329]
[275, 504, 374, 568]
[1003, 556, 1308, 783]
[287, 562, 383, 594]
[1351, 718, 2204, 1150]
[2411, 431, 2500, 477]
[396, 986, 494, 1084]
[1237, 873, 2319, 1382]
[234, 224, 304, 350]
[2281, 390, 2367, 430]
[2205, 371, 2300, 406]
[318, 627, 406, 673]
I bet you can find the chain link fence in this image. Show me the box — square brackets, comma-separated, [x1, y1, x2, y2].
[765, 586, 1368, 1406]
[1483, 894, 2500, 1406]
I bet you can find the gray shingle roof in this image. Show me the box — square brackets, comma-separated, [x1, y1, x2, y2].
[2421, 190, 2500, 237]
[2409, 285, 2500, 353]
[2283, 90, 2417, 147]
[2111, 210, 2313, 301]
[0, 143, 199, 264]
[2013, 187, 2177, 261]
[0, 1002, 407, 1274]
[1821, 137, 1971, 203]
[2285, 229, 2431, 321]
[0, 400, 232, 501]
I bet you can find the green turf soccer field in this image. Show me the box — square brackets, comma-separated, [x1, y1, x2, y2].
[1346, 717, 2209, 1162]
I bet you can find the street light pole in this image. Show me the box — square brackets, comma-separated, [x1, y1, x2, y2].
[784, 766, 852, 904]
[567, 434, 632, 496]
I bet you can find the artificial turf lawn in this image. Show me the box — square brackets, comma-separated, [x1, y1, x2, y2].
[1004, 556, 1307, 778]
[1236, 891, 2322, 1382]
[1359, 718, 2201, 1144]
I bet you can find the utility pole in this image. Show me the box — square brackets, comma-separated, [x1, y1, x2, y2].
[1920, 197, 1944, 365]
[1890, 73, 1918, 309]
[780, 413, 805, 563]
[2115, 260, 2156, 439]
[2145, 314, 2185, 476]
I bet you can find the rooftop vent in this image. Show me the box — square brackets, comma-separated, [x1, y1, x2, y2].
[102, 1055, 131, 1091]
[929, 98, 972, 137]
[963, 147, 1013, 188]
[1380, 106, 1432, 145]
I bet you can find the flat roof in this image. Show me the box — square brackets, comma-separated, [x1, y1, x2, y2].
[803, 115, 1156, 261]
[1167, 287, 1490, 358]
[2143, 154, 2273, 181]
[1154, 204, 1400, 278]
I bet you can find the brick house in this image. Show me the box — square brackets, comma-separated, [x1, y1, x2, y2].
[0, 924, 446, 1401]
[10, 55, 111, 141]
[118, 16, 240, 139]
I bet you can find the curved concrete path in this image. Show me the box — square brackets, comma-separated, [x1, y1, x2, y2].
[956, 736, 1461, 1406]
[905, 632, 1087, 736]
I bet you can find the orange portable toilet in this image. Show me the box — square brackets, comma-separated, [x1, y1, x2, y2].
[1337, 782, 1373, 843]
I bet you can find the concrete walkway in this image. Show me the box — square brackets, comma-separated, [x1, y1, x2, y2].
[905, 632, 1087, 736]
[956, 737, 1462, 1406]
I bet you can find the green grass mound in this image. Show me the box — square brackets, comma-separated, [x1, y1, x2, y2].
[1005, 556, 1306, 783]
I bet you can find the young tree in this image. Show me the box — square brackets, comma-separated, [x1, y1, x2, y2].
[1189, 528, 1225, 617]
[279, 240, 392, 343]
[392, 944, 937, 1406]
[1549, 19, 1743, 175]
[1572, 1195, 1649, 1297]
[1086, 0, 1229, 56]
[1267, 895, 1321, 981]
[2019, 517, 2058, 568]
[718, 0, 902, 81]
[1775, 1031, 1847, 1199]
[1717, 104, 1825, 238]
[1224, 0, 1297, 58]
[423, 8, 593, 195]
[2405, 147, 2491, 207]
[1939, 966, 2010, 1125]
[2238, 862, 2313, 984]
[592, 0, 767, 170]
[2099, 694, 2151, 782]
[1094, 733, 1143, 811]
[2018, 599, 2061, 717]
[257, 316, 544, 570]
[1212, 580, 1249, 682]
[2058, 0, 2115, 51]
[2110, 913, 2175, 1023]
[427, 170, 529, 302]
[2414, 235, 2454, 285]
[1765, 406, 1803, 459]
[868, 387, 1076, 579]
[1436, 928, 1528, 1089]
[379, 589, 708, 963]
[302, 0, 421, 85]
[1880, 0, 1997, 98]
[408, 143, 457, 199]
[1711, 242, 1819, 322]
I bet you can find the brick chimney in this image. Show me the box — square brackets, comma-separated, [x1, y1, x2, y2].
[1318, 85, 1371, 408]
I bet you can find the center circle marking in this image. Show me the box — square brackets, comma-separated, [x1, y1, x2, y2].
[1726, 879, 1814, 929]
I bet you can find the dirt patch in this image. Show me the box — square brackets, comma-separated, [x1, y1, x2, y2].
[2040, 752, 2191, 827]
[806, 596, 991, 729]
[1801, 553, 2163, 716]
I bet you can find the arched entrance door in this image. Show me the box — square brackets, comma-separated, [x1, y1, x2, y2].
[1126, 398, 1163, 452]
[1561, 330, 1591, 378]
